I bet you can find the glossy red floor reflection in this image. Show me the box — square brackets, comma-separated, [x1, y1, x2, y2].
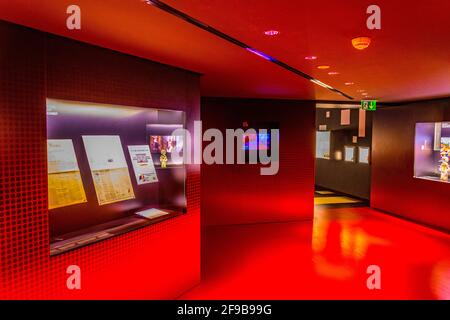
[180, 207, 450, 300]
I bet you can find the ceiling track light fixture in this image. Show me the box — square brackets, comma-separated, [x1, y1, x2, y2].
[310, 79, 333, 90]
[142, 0, 354, 100]
[246, 48, 274, 61]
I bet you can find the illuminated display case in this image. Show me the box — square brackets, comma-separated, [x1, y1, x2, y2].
[316, 131, 331, 159]
[358, 147, 370, 164]
[344, 146, 355, 162]
[414, 121, 450, 183]
[47, 99, 186, 255]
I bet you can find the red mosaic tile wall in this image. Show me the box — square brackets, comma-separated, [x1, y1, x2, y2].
[200, 98, 315, 226]
[0, 21, 201, 299]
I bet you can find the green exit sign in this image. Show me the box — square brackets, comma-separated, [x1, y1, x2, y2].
[361, 100, 377, 111]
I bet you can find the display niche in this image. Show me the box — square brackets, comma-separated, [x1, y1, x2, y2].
[47, 99, 186, 255]
[316, 131, 331, 159]
[414, 122, 450, 184]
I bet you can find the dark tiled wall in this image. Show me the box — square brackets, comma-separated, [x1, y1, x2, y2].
[200, 98, 315, 226]
[0, 21, 200, 299]
[371, 99, 450, 231]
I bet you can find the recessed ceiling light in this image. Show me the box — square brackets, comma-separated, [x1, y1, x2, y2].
[305, 56, 317, 60]
[345, 82, 354, 86]
[328, 71, 339, 75]
[317, 65, 330, 70]
[357, 89, 367, 93]
[352, 37, 372, 50]
[264, 30, 279, 36]
[362, 92, 369, 96]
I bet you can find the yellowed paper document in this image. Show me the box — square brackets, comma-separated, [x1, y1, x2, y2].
[47, 139, 87, 209]
[83, 135, 135, 206]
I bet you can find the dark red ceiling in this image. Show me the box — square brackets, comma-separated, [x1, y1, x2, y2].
[1, 0, 449, 102]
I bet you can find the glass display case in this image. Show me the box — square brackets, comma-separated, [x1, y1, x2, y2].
[358, 147, 370, 164]
[316, 131, 331, 159]
[414, 122, 450, 183]
[47, 99, 186, 255]
[344, 146, 355, 162]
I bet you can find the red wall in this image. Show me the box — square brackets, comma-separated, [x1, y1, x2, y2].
[201, 98, 315, 226]
[0, 21, 201, 299]
[371, 99, 450, 231]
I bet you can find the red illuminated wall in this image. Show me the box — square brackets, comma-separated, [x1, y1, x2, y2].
[0, 21, 200, 299]
[201, 98, 315, 226]
[371, 99, 450, 232]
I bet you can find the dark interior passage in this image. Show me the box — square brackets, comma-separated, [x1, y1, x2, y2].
[315, 106, 373, 201]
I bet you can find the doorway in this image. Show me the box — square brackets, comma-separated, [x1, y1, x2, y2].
[314, 104, 373, 207]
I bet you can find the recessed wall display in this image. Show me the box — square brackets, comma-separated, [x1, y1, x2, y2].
[414, 122, 450, 183]
[47, 99, 186, 255]
[316, 131, 331, 159]
[242, 132, 271, 151]
[358, 147, 370, 164]
[344, 146, 355, 162]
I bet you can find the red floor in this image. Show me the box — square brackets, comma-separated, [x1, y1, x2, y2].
[180, 207, 450, 300]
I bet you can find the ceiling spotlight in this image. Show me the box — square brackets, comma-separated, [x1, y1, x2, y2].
[328, 71, 339, 75]
[357, 89, 367, 93]
[345, 82, 354, 85]
[264, 30, 279, 36]
[317, 65, 330, 70]
[305, 56, 317, 60]
[352, 37, 371, 50]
